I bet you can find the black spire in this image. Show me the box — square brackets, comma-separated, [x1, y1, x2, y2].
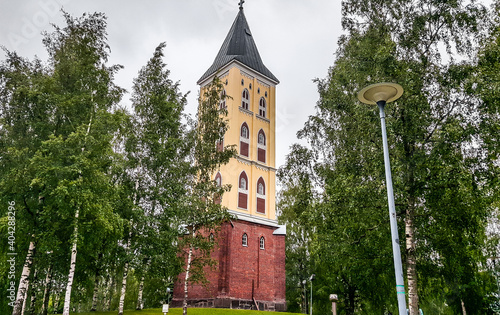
[197, 8, 279, 84]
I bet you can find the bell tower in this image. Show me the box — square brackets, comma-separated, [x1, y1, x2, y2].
[198, 2, 279, 225]
[172, 3, 286, 311]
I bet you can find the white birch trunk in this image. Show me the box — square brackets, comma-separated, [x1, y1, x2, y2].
[136, 275, 145, 310]
[12, 239, 36, 315]
[62, 208, 79, 315]
[135, 258, 150, 310]
[104, 276, 110, 311]
[182, 228, 195, 315]
[117, 261, 129, 315]
[21, 281, 28, 315]
[28, 268, 38, 315]
[461, 300, 467, 315]
[41, 265, 52, 315]
[90, 273, 99, 311]
[107, 276, 115, 311]
[118, 232, 132, 315]
[406, 202, 419, 315]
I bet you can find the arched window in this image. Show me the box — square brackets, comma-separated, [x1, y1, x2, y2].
[241, 124, 249, 138]
[260, 236, 265, 250]
[257, 129, 266, 163]
[219, 90, 226, 109]
[217, 138, 224, 152]
[240, 123, 250, 157]
[238, 171, 248, 209]
[258, 131, 266, 145]
[259, 97, 266, 118]
[241, 88, 250, 110]
[242, 233, 248, 247]
[256, 177, 266, 214]
[239, 177, 247, 190]
[258, 182, 264, 195]
[215, 172, 222, 204]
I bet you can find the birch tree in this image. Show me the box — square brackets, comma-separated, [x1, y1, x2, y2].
[0, 49, 52, 315]
[179, 76, 235, 315]
[0, 11, 125, 315]
[277, 1, 495, 313]
[126, 42, 191, 311]
[335, 0, 490, 311]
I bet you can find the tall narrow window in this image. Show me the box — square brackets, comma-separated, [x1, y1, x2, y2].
[242, 233, 248, 247]
[259, 97, 266, 118]
[216, 138, 224, 152]
[260, 236, 265, 250]
[256, 177, 266, 214]
[257, 129, 266, 163]
[214, 172, 222, 204]
[219, 90, 226, 109]
[238, 171, 248, 209]
[240, 123, 250, 157]
[241, 88, 250, 110]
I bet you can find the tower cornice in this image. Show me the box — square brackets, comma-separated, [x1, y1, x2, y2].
[235, 155, 277, 172]
[198, 59, 279, 87]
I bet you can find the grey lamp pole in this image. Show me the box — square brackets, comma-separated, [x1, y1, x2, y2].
[302, 280, 307, 314]
[358, 83, 407, 315]
[310, 274, 315, 315]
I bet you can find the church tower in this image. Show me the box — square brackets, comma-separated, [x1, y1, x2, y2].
[172, 3, 286, 311]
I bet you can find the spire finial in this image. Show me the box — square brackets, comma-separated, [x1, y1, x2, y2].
[239, 0, 245, 10]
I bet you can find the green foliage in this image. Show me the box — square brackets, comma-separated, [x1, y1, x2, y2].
[177, 76, 236, 288]
[125, 41, 192, 301]
[0, 10, 240, 314]
[0, 11, 124, 314]
[69, 308, 300, 315]
[279, 0, 497, 314]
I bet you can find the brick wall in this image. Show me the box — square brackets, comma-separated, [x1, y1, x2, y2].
[172, 219, 286, 310]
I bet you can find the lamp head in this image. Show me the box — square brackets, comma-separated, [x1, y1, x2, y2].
[357, 82, 404, 105]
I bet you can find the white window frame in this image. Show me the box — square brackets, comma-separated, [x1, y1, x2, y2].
[259, 97, 266, 118]
[242, 233, 248, 247]
[242, 88, 250, 110]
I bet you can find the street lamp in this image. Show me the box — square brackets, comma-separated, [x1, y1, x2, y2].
[309, 274, 315, 315]
[358, 83, 407, 315]
[302, 280, 307, 314]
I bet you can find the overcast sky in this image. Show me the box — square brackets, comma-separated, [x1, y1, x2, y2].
[0, 0, 343, 168]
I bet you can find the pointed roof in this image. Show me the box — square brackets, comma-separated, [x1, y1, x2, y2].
[198, 8, 279, 84]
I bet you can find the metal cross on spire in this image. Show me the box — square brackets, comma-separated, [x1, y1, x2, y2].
[239, 0, 245, 10]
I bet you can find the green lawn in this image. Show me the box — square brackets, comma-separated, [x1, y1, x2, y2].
[72, 308, 298, 315]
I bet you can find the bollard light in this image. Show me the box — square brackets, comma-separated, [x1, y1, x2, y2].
[329, 294, 338, 315]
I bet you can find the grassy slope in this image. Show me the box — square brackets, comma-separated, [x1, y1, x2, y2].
[72, 308, 298, 315]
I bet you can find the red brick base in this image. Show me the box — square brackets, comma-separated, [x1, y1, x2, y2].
[172, 220, 286, 311]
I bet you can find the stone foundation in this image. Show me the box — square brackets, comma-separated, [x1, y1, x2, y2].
[171, 297, 287, 312]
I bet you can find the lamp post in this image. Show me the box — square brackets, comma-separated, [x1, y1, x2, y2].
[358, 82, 407, 315]
[302, 280, 307, 314]
[309, 274, 315, 315]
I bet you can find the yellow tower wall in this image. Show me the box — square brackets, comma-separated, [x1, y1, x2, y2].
[201, 63, 277, 222]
